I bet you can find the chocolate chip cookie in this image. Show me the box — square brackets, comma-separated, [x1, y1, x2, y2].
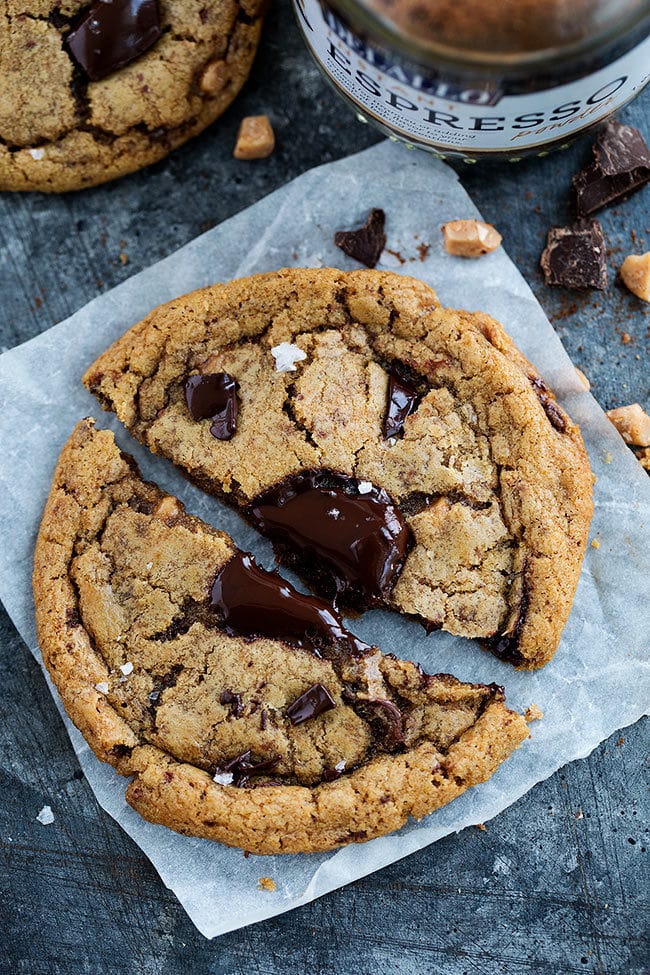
[84, 268, 594, 669]
[0, 0, 263, 192]
[33, 419, 529, 854]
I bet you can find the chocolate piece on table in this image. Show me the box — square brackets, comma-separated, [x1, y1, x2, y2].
[185, 372, 238, 440]
[334, 208, 387, 268]
[572, 120, 650, 216]
[248, 471, 412, 608]
[384, 368, 420, 439]
[286, 683, 336, 725]
[540, 220, 607, 291]
[210, 551, 370, 656]
[66, 0, 162, 82]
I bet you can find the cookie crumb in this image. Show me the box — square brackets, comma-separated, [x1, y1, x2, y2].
[606, 403, 650, 446]
[604, 451, 613, 464]
[575, 367, 591, 391]
[258, 876, 276, 892]
[441, 219, 502, 258]
[234, 115, 275, 160]
[29, 148, 45, 160]
[120, 661, 134, 676]
[474, 823, 486, 831]
[37, 805, 55, 825]
[616, 737, 625, 746]
[620, 332, 631, 345]
[590, 539, 601, 549]
[119, 251, 129, 266]
[271, 342, 307, 372]
[620, 252, 650, 302]
[95, 681, 109, 694]
[525, 704, 544, 722]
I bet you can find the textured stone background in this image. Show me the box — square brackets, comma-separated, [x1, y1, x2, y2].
[0, 2, 648, 972]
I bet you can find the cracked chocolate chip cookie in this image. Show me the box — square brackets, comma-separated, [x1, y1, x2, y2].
[33, 418, 529, 854]
[84, 268, 594, 669]
[0, 0, 263, 192]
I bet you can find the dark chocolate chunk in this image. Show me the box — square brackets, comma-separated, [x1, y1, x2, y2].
[185, 372, 238, 440]
[334, 208, 387, 268]
[210, 551, 370, 656]
[572, 120, 650, 216]
[355, 698, 404, 748]
[66, 0, 162, 83]
[540, 220, 607, 291]
[384, 367, 420, 439]
[530, 377, 568, 433]
[216, 750, 279, 787]
[248, 471, 412, 608]
[286, 683, 336, 725]
[220, 689, 243, 717]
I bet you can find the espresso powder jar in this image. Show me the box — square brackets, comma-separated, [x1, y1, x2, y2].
[293, 0, 650, 160]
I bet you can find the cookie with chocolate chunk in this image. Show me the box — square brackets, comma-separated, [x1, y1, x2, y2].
[84, 268, 593, 669]
[0, 0, 263, 192]
[33, 419, 528, 854]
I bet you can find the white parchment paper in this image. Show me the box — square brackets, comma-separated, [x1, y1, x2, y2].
[0, 142, 648, 939]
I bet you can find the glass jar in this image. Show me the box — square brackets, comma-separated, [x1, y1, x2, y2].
[293, 0, 650, 160]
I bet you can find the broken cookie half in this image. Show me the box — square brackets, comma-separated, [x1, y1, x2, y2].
[84, 268, 593, 668]
[33, 420, 529, 855]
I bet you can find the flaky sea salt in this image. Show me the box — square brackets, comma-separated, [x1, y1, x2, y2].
[37, 805, 54, 825]
[357, 481, 373, 494]
[271, 342, 307, 372]
[335, 760, 346, 772]
[146, 561, 153, 570]
[213, 771, 234, 786]
[94, 681, 109, 694]
[29, 148, 45, 161]
[327, 508, 340, 519]
[120, 661, 134, 676]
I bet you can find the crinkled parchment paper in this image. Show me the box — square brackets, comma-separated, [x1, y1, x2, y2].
[0, 142, 648, 939]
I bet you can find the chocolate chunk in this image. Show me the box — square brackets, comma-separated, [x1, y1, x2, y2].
[573, 121, 650, 216]
[334, 208, 386, 268]
[355, 698, 404, 748]
[530, 378, 568, 433]
[286, 683, 336, 725]
[220, 689, 243, 717]
[66, 0, 162, 83]
[248, 471, 412, 608]
[185, 372, 238, 440]
[210, 552, 370, 656]
[384, 367, 420, 439]
[540, 220, 607, 290]
[217, 750, 279, 787]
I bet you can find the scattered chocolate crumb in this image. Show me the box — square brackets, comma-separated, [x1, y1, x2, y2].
[540, 220, 607, 290]
[258, 876, 277, 892]
[417, 242, 431, 261]
[525, 704, 544, 722]
[334, 208, 386, 268]
[384, 247, 406, 265]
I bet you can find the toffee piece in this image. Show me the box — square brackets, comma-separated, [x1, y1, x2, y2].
[84, 268, 593, 669]
[33, 419, 530, 853]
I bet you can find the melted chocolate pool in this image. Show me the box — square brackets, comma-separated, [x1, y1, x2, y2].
[248, 472, 412, 608]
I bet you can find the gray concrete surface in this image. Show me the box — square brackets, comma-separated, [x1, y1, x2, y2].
[0, 2, 648, 971]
